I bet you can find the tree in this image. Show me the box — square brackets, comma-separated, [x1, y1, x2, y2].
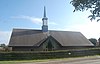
[0, 44, 6, 47]
[89, 38, 97, 46]
[0, 44, 10, 51]
[98, 38, 100, 46]
[70, 0, 100, 21]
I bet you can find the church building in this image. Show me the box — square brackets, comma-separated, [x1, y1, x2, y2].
[9, 7, 94, 51]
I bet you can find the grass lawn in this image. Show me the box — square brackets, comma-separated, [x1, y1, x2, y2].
[0, 58, 69, 64]
[0, 55, 99, 64]
[0, 61, 17, 64]
[0, 59, 52, 64]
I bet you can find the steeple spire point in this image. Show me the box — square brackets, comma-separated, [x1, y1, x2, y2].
[44, 6, 46, 17]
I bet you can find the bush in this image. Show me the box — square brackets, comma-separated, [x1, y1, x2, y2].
[0, 48, 100, 61]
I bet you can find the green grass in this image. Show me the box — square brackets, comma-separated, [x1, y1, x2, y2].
[0, 61, 18, 64]
[0, 55, 99, 64]
[0, 58, 69, 64]
[0, 59, 53, 64]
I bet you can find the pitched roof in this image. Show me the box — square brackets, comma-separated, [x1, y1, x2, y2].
[50, 31, 93, 46]
[9, 29, 94, 46]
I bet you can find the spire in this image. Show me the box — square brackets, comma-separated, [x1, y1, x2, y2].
[42, 6, 48, 32]
[42, 6, 48, 20]
[44, 6, 46, 17]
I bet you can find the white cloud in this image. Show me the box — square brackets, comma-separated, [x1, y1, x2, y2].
[11, 15, 58, 25]
[11, 15, 42, 24]
[0, 31, 11, 45]
[48, 21, 58, 25]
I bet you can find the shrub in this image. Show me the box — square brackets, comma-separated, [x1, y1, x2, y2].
[0, 48, 100, 60]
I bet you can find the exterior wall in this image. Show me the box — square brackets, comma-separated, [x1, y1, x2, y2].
[32, 46, 43, 51]
[12, 46, 33, 51]
[11, 46, 94, 51]
[12, 46, 44, 51]
[59, 46, 94, 50]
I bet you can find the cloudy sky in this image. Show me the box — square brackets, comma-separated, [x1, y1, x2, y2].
[0, 0, 100, 45]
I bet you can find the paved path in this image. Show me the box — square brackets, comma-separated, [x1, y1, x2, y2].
[21, 56, 100, 64]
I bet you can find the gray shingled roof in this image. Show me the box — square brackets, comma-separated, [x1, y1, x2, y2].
[50, 31, 93, 46]
[9, 29, 94, 46]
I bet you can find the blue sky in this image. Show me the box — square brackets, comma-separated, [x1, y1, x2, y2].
[0, 0, 100, 45]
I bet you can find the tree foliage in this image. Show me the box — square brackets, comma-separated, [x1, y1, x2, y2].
[89, 38, 97, 46]
[0, 44, 6, 47]
[70, 0, 100, 21]
[0, 44, 10, 51]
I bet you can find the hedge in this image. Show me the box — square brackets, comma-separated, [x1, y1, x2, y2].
[0, 48, 100, 60]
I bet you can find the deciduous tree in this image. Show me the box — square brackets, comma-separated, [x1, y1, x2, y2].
[70, 0, 100, 21]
